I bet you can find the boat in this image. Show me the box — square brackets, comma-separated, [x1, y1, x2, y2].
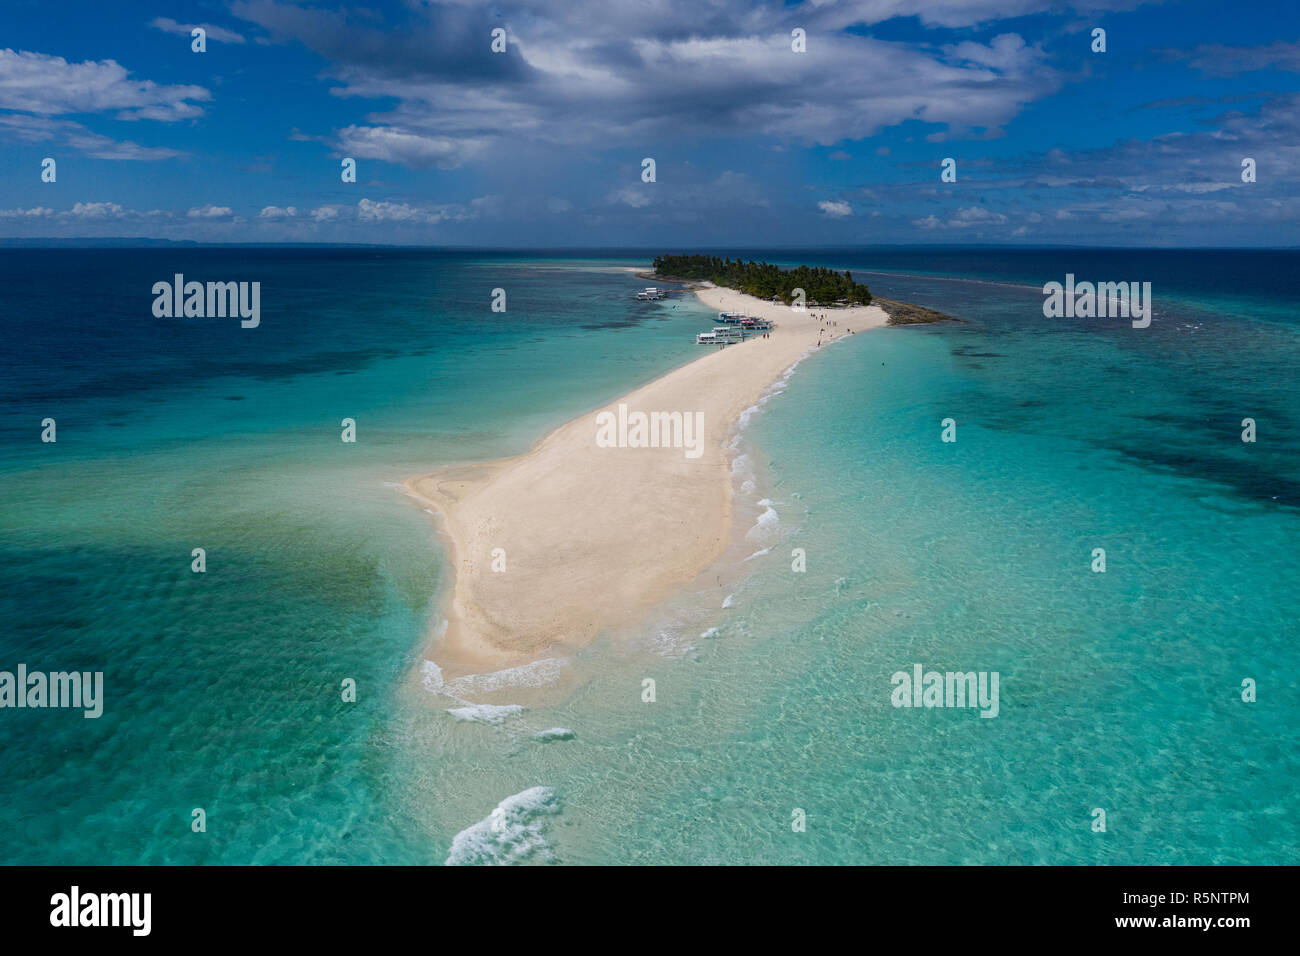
[717, 311, 746, 323]
[698, 327, 745, 344]
[636, 287, 668, 300]
[697, 326, 747, 345]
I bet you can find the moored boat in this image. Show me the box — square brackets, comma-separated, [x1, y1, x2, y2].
[696, 326, 747, 345]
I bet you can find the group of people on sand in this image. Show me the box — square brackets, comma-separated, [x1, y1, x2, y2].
[814, 312, 853, 349]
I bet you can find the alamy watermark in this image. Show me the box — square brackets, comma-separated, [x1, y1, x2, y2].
[0, 664, 103, 718]
[50, 886, 150, 936]
[1043, 274, 1151, 328]
[152, 274, 261, 328]
[891, 663, 999, 718]
[595, 403, 704, 459]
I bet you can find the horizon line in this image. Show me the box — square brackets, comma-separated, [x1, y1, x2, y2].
[1, 240, 1298, 252]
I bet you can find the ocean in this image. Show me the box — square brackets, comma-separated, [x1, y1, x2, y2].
[1, 247, 1296, 864]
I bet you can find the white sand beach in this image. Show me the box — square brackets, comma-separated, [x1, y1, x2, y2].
[405, 283, 889, 677]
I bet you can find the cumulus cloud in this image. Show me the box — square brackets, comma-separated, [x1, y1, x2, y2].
[950, 206, 1008, 227]
[356, 198, 474, 224]
[259, 205, 298, 218]
[311, 205, 341, 222]
[230, 0, 1067, 170]
[67, 201, 125, 219]
[0, 49, 205, 160]
[818, 200, 853, 217]
[0, 49, 210, 120]
[335, 125, 484, 170]
[188, 205, 234, 218]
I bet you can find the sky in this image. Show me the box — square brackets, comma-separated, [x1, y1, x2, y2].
[0, 0, 1297, 247]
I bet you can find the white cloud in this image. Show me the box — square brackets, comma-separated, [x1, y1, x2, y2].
[0, 49, 204, 160]
[67, 201, 125, 219]
[356, 198, 474, 223]
[949, 206, 1008, 227]
[944, 34, 1041, 73]
[357, 199, 424, 222]
[612, 187, 652, 208]
[231, 0, 1067, 170]
[0, 49, 210, 120]
[149, 17, 247, 44]
[818, 200, 853, 217]
[1130, 182, 1238, 194]
[805, 0, 1143, 31]
[336, 125, 484, 170]
[188, 205, 234, 218]
[0, 113, 185, 160]
[913, 206, 1008, 229]
[259, 205, 298, 218]
[311, 205, 341, 222]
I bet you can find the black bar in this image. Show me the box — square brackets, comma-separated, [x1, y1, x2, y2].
[0, 865, 1277, 942]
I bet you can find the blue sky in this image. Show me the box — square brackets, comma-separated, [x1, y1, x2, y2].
[1, 0, 1297, 246]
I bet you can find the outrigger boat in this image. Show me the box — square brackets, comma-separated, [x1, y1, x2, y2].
[696, 326, 747, 345]
[636, 287, 668, 300]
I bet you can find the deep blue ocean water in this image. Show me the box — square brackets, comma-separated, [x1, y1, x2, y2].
[1, 247, 1296, 864]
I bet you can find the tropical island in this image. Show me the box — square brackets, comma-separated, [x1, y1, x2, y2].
[652, 254, 873, 306]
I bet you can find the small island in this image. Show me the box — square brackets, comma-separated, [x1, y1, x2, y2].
[650, 254, 957, 325]
[652, 254, 873, 306]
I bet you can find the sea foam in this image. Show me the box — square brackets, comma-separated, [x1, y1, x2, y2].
[421, 659, 447, 695]
[444, 658, 567, 697]
[446, 703, 525, 725]
[444, 786, 561, 866]
[747, 500, 780, 540]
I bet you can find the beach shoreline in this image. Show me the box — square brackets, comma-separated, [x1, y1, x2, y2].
[404, 282, 888, 682]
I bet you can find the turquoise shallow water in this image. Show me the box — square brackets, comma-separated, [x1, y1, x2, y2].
[1, 248, 1296, 864]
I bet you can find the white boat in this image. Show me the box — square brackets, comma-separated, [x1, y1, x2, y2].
[697, 326, 746, 345]
[718, 311, 746, 323]
[636, 287, 668, 300]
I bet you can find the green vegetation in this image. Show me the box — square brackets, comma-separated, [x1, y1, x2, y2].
[652, 254, 871, 306]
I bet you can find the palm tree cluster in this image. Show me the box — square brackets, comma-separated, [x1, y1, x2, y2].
[652, 254, 871, 306]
